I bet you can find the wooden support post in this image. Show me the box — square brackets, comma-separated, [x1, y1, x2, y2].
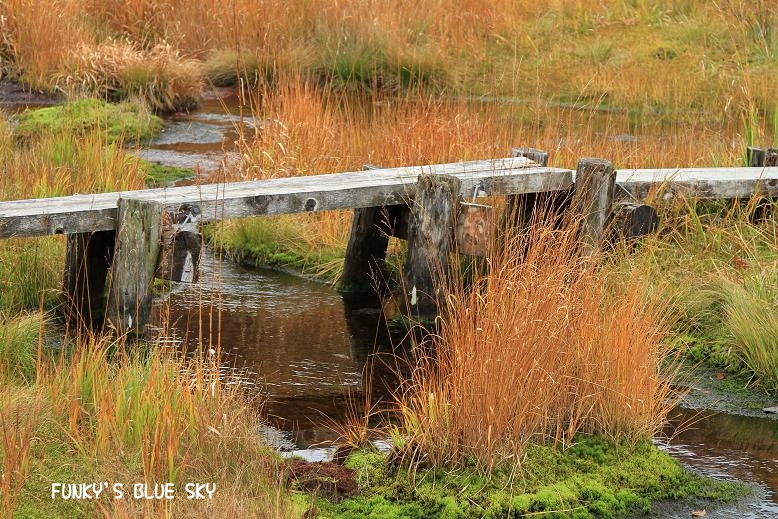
[608, 201, 659, 242]
[571, 158, 616, 257]
[404, 174, 461, 317]
[340, 206, 393, 293]
[506, 147, 571, 230]
[156, 204, 202, 283]
[62, 230, 115, 328]
[746, 146, 777, 222]
[340, 164, 404, 294]
[106, 198, 164, 336]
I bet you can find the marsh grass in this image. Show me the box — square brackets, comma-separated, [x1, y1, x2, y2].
[392, 212, 680, 474]
[0, 315, 301, 518]
[3, 0, 776, 118]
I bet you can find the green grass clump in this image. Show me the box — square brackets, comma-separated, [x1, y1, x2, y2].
[0, 313, 41, 383]
[320, 438, 748, 519]
[14, 98, 163, 144]
[206, 216, 348, 283]
[724, 276, 778, 391]
[143, 162, 196, 186]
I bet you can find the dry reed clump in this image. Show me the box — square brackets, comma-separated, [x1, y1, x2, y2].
[395, 214, 679, 473]
[56, 40, 203, 112]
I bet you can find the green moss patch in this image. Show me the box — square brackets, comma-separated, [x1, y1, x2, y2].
[14, 98, 163, 144]
[143, 162, 195, 186]
[317, 437, 749, 519]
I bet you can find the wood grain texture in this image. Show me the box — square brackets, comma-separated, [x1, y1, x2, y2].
[106, 198, 163, 336]
[404, 174, 461, 317]
[0, 158, 571, 238]
[2, 159, 777, 240]
[616, 167, 778, 200]
[571, 158, 616, 257]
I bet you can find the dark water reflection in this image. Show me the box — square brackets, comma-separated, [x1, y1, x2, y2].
[153, 248, 405, 448]
[660, 407, 778, 511]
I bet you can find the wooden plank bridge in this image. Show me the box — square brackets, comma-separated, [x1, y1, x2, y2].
[0, 146, 776, 335]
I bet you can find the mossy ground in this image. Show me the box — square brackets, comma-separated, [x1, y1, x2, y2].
[14, 98, 162, 144]
[310, 438, 748, 519]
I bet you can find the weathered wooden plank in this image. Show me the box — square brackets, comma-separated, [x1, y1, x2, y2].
[156, 204, 202, 283]
[3, 161, 778, 240]
[0, 158, 571, 238]
[106, 198, 164, 335]
[617, 167, 778, 200]
[571, 158, 616, 257]
[61, 230, 115, 328]
[404, 174, 461, 317]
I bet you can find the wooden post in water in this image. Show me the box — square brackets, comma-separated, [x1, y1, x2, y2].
[404, 174, 461, 317]
[106, 198, 164, 336]
[62, 230, 115, 328]
[340, 164, 398, 294]
[570, 158, 616, 257]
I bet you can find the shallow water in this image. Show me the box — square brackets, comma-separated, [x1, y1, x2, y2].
[154, 248, 404, 449]
[134, 97, 252, 177]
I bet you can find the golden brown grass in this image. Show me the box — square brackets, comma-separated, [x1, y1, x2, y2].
[2, 1, 776, 119]
[0, 321, 301, 518]
[393, 213, 680, 473]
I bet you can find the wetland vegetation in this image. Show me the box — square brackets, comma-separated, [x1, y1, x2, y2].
[0, 1, 776, 517]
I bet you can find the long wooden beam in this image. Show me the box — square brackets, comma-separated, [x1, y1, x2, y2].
[617, 167, 778, 200]
[0, 158, 571, 239]
[2, 163, 777, 240]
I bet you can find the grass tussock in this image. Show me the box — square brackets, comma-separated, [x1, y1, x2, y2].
[394, 216, 679, 473]
[612, 199, 778, 390]
[56, 40, 203, 112]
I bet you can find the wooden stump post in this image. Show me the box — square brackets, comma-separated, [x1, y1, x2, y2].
[571, 158, 616, 257]
[340, 206, 394, 293]
[608, 201, 660, 242]
[62, 230, 115, 328]
[106, 198, 164, 336]
[403, 174, 461, 317]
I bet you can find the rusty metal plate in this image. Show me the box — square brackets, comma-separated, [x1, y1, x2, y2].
[456, 202, 493, 256]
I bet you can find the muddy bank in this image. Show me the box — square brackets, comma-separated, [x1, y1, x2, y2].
[677, 362, 778, 420]
[0, 79, 61, 108]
